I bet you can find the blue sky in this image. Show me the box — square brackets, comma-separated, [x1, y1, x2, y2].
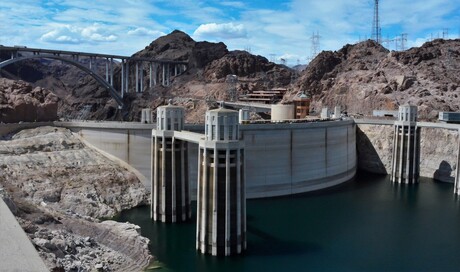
[1, 0, 459, 65]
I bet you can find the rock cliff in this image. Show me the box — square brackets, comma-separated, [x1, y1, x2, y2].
[0, 126, 151, 271]
[0, 78, 58, 123]
[292, 39, 460, 120]
[357, 123, 459, 183]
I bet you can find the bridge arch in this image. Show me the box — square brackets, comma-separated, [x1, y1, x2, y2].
[0, 54, 124, 108]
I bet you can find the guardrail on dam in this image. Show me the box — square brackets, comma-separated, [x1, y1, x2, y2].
[56, 119, 357, 199]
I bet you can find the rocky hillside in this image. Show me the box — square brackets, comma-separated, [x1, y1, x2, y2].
[121, 30, 294, 122]
[3, 31, 458, 122]
[0, 52, 115, 121]
[292, 39, 460, 120]
[0, 78, 58, 123]
[0, 30, 294, 123]
[0, 126, 151, 271]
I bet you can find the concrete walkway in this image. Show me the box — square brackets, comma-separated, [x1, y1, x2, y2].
[0, 198, 48, 272]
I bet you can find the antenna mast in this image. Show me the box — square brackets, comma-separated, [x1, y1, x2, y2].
[371, 0, 381, 43]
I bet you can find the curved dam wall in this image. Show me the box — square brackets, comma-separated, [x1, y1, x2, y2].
[57, 120, 357, 199]
[356, 120, 460, 183]
[241, 120, 357, 198]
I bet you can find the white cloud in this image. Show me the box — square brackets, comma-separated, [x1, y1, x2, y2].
[193, 22, 247, 40]
[40, 23, 118, 44]
[81, 24, 118, 42]
[2, 0, 460, 61]
[40, 25, 81, 44]
[127, 27, 166, 38]
[220, 1, 246, 9]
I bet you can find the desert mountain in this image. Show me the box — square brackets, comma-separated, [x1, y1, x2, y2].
[1, 31, 459, 122]
[0, 30, 294, 122]
[292, 39, 460, 120]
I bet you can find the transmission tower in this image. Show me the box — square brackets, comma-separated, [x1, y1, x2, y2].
[371, 0, 381, 44]
[442, 28, 449, 39]
[400, 33, 407, 51]
[226, 75, 238, 101]
[310, 31, 321, 61]
[394, 33, 408, 51]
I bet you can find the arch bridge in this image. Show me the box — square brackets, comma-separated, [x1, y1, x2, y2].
[0, 45, 188, 108]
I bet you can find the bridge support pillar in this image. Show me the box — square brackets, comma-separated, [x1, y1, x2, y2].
[167, 64, 170, 86]
[121, 60, 125, 97]
[149, 62, 153, 88]
[140, 62, 144, 92]
[89, 57, 93, 70]
[109, 57, 114, 86]
[105, 58, 109, 82]
[391, 105, 420, 184]
[196, 108, 246, 256]
[152, 103, 190, 223]
[125, 61, 130, 93]
[135, 62, 139, 93]
[153, 63, 158, 86]
[161, 63, 166, 86]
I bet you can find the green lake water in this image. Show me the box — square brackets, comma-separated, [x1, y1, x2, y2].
[115, 172, 460, 271]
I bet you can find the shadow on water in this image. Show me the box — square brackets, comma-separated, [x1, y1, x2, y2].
[246, 224, 321, 257]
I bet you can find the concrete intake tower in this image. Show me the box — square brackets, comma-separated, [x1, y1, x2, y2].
[196, 108, 246, 256]
[151, 104, 191, 222]
[391, 105, 420, 184]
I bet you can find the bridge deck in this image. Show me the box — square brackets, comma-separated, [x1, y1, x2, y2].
[0, 45, 188, 64]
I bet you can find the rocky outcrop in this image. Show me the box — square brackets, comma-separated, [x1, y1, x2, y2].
[1, 30, 293, 123]
[0, 78, 58, 123]
[356, 123, 459, 183]
[189, 41, 228, 69]
[293, 39, 460, 120]
[420, 127, 458, 182]
[356, 124, 394, 174]
[0, 126, 151, 271]
[135, 30, 196, 61]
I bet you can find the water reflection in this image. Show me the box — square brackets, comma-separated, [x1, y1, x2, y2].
[116, 173, 460, 272]
[391, 181, 419, 204]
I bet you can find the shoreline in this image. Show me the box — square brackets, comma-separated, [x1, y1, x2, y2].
[0, 126, 153, 271]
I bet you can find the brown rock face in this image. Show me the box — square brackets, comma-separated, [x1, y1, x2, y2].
[357, 123, 459, 183]
[204, 50, 276, 80]
[1, 30, 293, 122]
[0, 78, 58, 123]
[292, 39, 460, 120]
[189, 41, 228, 69]
[135, 30, 196, 61]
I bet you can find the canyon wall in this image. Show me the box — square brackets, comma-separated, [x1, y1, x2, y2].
[357, 123, 459, 183]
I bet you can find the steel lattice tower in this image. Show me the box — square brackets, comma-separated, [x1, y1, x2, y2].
[310, 31, 320, 61]
[371, 0, 381, 43]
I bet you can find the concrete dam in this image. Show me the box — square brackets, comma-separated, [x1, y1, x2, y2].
[57, 118, 357, 199]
